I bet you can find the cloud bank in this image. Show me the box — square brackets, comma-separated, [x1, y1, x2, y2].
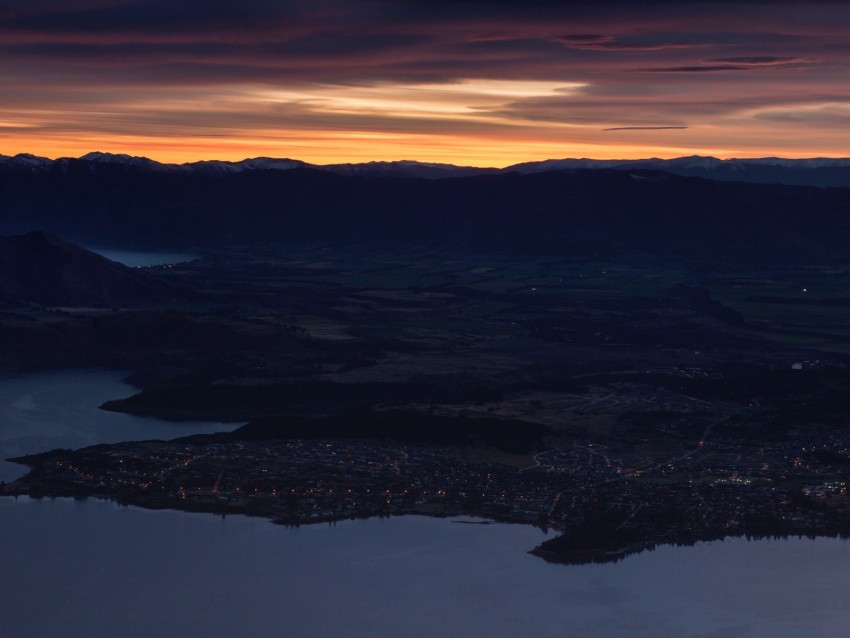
[1, 0, 848, 164]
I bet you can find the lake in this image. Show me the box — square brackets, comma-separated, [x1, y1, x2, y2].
[85, 247, 199, 268]
[2, 370, 850, 638]
[0, 369, 237, 482]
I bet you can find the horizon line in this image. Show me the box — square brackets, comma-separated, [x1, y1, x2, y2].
[4, 150, 850, 171]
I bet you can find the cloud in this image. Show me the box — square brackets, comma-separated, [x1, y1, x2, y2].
[603, 126, 688, 131]
[636, 55, 810, 73]
[708, 56, 805, 65]
[755, 104, 850, 124]
[635, 65, 751, 73]
[555, 34, 696, 52]
[469, 33, 520, 42]
[2, 0, 850, 163]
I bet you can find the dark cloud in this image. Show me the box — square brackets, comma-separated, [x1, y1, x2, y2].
[557, 34, 605, 43]
[469, 33, 518, 42]
[635, 56, 811, 72]
[635, 65, 751, 73]
[603, 126, 688, 131]
[555, 34, 696, 52]
[483, 89, 850, 128]
[396, 0, 850, 5]
[4, 0, 296, 36]
[0, 1, 841, 89]
[708, 56, 804, 65]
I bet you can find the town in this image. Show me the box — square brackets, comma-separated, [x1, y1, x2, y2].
[7, 414, 850, 564]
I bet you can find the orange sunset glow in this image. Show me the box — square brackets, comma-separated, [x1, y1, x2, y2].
[2, 1, 849, 165]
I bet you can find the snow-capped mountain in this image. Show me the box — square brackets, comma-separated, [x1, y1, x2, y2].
[322, 160, 496, 179]
[80, 151, 165, 168]
[190, 157, 310, 173]
[0, 153, 54, 171]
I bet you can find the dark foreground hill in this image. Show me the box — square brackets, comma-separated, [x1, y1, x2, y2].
[2, 162, 850, 263]
[0, 231, 182, 306]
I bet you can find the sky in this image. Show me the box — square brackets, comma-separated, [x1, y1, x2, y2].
[1, 0, 849, 166]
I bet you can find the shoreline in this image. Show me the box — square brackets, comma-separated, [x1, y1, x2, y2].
[7, 487, 850, 566]
[7, 468, 850, 566]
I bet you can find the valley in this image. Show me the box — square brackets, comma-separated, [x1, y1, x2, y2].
[5, 241, 850, 562]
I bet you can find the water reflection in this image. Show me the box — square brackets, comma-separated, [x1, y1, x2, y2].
[2, 371, 850, 637]
[3, 498, 850, 638]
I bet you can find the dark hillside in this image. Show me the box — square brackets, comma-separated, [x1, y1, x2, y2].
[0, 231, 182, 306]
[1, 162, 849, 263]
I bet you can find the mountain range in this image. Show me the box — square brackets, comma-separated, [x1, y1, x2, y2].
[3, 159, 850, 265]
[4, 151, 850, 187]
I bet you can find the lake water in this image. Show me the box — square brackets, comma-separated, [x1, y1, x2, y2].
[0, 369, 237, 482]
[2, 371, 850, 638]
[85, 247, 199, 268]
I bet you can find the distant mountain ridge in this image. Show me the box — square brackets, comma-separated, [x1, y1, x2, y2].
[506, 155, 850, 188]
[3, 166, 850, 265]
[4, 151, 850, 187]
[0, 152, 495, 181]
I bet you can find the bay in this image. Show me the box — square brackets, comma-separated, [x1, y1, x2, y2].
[0, 369, 237, 482]
[2, 370, 850, 638]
